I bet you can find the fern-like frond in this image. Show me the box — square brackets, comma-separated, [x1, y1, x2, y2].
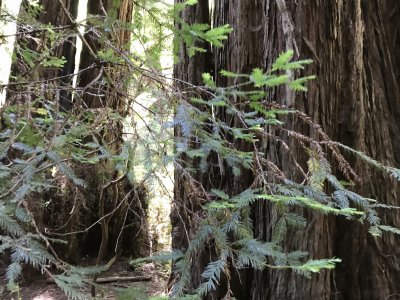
[0, 210, 25, 237]
[291, 258, 341, 277]
[196, 259, 226, 296]
[53, 275, 88, 300]
[236, 249, 266, 270]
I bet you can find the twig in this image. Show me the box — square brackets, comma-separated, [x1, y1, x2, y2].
[95, 276, 152, 284]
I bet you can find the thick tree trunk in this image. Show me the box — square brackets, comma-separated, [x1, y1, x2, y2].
[173, 1, 263, 298]
[172, 1, 211, 237]
[250, 1, 400, 299]
[77, 0, 133, 111]
[212, 2, 266, 298]
[174, 0, 400, 299]
[218, 1, 400, 299]
[2, 0, 83, 262]
[38, 0, 79, 111]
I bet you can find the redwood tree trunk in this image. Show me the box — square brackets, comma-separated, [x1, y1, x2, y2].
[77, 0, 133, 111]
[6, 0, 148, 262]
[75, 0, 150, 262]
[7, 0, 79, 106]
[173, 0, 400, 299]
[250, 1, 400, 299]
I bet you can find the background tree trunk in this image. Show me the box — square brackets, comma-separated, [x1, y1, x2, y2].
[4, 0, 83, 260]
[7, 0, 79, 106]
[73, 0, 149, 262]
[173, 0, 400, 299]
[77, 0, 133, 111]
[6, 0, 149, 263]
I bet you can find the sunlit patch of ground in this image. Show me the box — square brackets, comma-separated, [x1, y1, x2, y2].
[33, 293, 56, 300]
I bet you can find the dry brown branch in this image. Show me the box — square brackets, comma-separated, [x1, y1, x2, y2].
[95, 276, 152, 283]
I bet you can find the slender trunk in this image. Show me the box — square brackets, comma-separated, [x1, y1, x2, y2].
[75, 0, 146, 263]
[171, 0, 218, 295]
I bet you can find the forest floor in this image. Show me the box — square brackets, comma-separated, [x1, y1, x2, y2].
[1, 258, 169, 299]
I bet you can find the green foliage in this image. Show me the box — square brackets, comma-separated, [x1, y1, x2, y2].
[196, 258, 227, 295]
[2, 1, 400, 299]
[0, 101, 117, 296]
[0, 0, 234, 298]
[290, 258, 341, 277]
[202, 24, 232, 47]
[54, 275, 87, 300]
[160, 51, 400, 297]
[172, 1, 232, 58]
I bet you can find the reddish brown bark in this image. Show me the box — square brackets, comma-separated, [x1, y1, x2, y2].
[173, 0, 400, 299]
[77, 0, 133, 111]
[171, 0, 218, 296]
[6, 0, 146, 263]
[250, 1, 400, 299]
[7, 0, 79, 108]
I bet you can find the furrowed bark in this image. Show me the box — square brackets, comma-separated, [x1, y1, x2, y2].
[172, 0, 224, 297]
[173, 0, 400, 299]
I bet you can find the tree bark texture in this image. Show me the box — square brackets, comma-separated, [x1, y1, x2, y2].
[173, 0, 400, 299]
[6, 0, 148, 262]
[250, 1, 400, 299]
[7, 0, 79, 107]
[77, 0, 133, 111]
[75, 1, 150, 263]
[171, 1, 222, 296]
[38, 0, 79, 111]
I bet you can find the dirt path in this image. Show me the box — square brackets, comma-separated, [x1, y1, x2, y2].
[1, 259, 168, 300]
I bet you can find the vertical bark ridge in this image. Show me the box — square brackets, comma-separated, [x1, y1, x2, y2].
[213, 1, 266, 298]
[173, 0, 400, 298]
[77, 0, 133, 110]
[214, 0, 400, 299]
[7, 0, 79, 106]
[171, 0, 215, 295]
[250, 1, 400, 299]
